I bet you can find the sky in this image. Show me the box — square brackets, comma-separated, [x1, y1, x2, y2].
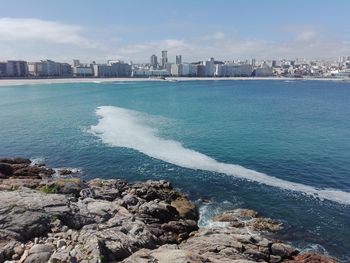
[0, 0, 349, 63]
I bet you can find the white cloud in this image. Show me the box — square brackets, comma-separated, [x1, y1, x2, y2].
[0, 17, 97, 48]
[1, 18, 349, 63]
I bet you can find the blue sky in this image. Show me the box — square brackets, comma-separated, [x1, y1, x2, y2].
[0, 0, 349, 62]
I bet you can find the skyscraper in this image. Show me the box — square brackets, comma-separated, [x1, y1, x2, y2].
[161, 50, 168, 68]
[176, 55, 182, 65]
[150, 54, 158, 69]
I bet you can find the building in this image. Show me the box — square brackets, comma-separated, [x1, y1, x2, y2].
[179, 63, 190, 76]
[28, 60, 72, 77]
[176, 55, 182, 65]
[170, 64, 179, 76]
[251, 59, 256, 67]
[255, 63, 273, 77]
[73, 66, 93, 77]
[150, 55, 158, 69]
[132, 69, 170, 77]
[73, 59, 81, 67]
[0, 62, 7, 77]
[161, 50, 168, 68]
[215, 63, 253, 77]
[5, 61, 28, 77]
[92, 61, 132, 77]
[205, 58, 215, 77]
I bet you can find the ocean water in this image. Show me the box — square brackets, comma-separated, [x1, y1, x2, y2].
[0, 80, 350, 260]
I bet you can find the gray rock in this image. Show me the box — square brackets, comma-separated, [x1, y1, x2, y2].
[29, 244, 55, 254]
[56, 239, 66, 249]
[24, 252, 52, 263]
[271, 242, 298, 258]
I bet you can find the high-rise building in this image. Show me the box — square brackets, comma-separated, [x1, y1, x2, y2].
[73, 59, 81, 67]
[6, 61, 28, 77]
[0, 62, 7, 77]
[251, 58, 256, 67]
[150, 54, 158, 69]
[176, 55, 182, 65]
[161, 50, 168, 68]
[205, 58, 215, 77]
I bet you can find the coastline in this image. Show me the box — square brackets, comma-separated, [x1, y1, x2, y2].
[0, 157, 338, 262]
[0, 76, 349, 87]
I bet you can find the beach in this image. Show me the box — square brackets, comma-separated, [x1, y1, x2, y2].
[0, 76, 348, 86]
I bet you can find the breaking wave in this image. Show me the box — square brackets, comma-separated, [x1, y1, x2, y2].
[89, 106, 350, 205]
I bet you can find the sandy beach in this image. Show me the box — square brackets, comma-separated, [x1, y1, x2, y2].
[0, 76, 348, 86]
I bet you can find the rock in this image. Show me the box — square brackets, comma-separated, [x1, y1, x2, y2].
[271, 242, 298, 259]
[0, 158, 337, 263]
[13, 245, 24, 257]
[0, 189, 71, 241]
[56, 169, 73, 176]
[24, 244, 55, 263]
[0, 158, 31, 165]
[56, 239, 66, 249]
[247, 217, 282, 232]
[171, 196, 198, 220]
[29, 244, 55, 254]
[286, 252, 338, 263]
[46, 178, 84, 197]
[49, 250, 72, 263]
[13, 166, 54, 178]
[122, 246, 209, 263]
[0, 163, 13, 177]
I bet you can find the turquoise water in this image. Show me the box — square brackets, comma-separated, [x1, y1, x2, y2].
[0, 80, 350, 260]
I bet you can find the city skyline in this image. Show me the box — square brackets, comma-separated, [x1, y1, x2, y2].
[1, 0, 350, 62]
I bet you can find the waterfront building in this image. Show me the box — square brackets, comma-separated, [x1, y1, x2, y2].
[255, 63, 273, 77]
[132, 69, 170, 77]
[161, 50, 168, 68]
[73, 65, 93, 77]
[176, 55, 182, 65]
[179, 63, 190, 76]
[216, 63, 253, 77]
[189, 64, 199, 76]
[170, 64, 179, 76]
[197, 64, 206, 77]
[73, 59, 81, 67]
[0, 62, 7, 77]
[6, 61, 28, 77]
[164, 63, 172, 74]
[251, 58, 256, 67]
[92, 61, 131, 77]
[335, 69, 350, 79]
[150, 55, 158, 69]
[28, 60, 72, 77]
[205, 58, 215, 77]
[60, 63, 73, 77]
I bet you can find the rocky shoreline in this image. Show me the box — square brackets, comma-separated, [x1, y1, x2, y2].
[0, 158, 337, 263]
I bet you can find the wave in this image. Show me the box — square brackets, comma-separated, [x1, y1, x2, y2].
[89, 106, 350, 205]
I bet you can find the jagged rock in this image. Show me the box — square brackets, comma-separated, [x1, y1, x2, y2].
[122, 245, 210, 263]
[0, 159, 340, 263]
[0, 158, 31, 165]
[13, 166, 54, 178]
[24, 244, 55, 263]
[0, 189, 71, 241]
[286, 252, 338, 263]
[271, 242, 298, 259]
[247, 217, 282, 232]
[171, 196, 198, 220]
[0, 163, 13, 177]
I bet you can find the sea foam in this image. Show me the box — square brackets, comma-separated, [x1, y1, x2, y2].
[89, 106, 350, 205]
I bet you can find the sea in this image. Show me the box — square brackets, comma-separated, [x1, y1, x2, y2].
[0, 79, 349, 261]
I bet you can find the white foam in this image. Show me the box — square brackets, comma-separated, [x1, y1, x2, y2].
[89, 106, 350, 205]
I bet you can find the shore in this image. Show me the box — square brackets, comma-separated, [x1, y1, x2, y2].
[0, 76, 349, 86]
[0, 157, 337, 263]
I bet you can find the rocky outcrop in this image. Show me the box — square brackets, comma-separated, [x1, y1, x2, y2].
[0, 158, 338, 263]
